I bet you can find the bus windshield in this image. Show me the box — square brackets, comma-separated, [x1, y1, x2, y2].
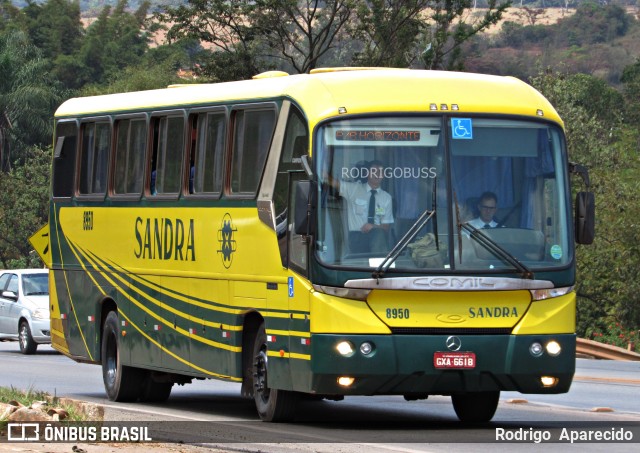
[315, 116, 572, 273]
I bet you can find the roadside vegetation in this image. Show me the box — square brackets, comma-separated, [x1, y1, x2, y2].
[0, 0, 638, 347]
[0, 386, 86, 421]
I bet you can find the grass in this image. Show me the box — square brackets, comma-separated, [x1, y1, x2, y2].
[0, 386, 86, 421]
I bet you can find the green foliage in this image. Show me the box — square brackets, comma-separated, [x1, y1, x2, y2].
[75, 0, 151, 86]
[0, 146, 50, 269]
[21, 0, 85, 88]
[588, 322, 639, 352]
[621, 57, 640, 130]
[531, 69, 640, 336]
[420, 0, 511, 70]
[156, 0, 265, 80]
[472, 4, 639, 84]
[554, 2, 630, 46]
[353, 0, 428, 67]
[0, 30, 65, 171]
[0, 386, 85, 421]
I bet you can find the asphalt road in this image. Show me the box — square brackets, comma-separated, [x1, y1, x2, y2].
[0, 341, 638, 452]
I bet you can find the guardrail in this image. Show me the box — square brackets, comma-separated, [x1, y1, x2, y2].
[576, 338, 640, 361]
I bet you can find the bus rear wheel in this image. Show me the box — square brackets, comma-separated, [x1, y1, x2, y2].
[451, 391, 500, 423]
[252, 323, 298, 422]
[101, 311, 144, 402]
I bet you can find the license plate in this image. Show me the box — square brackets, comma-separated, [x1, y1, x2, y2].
[433, 351, 476, 369]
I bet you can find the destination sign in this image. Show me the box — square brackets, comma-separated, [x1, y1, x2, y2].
[335, 130, 421, 142]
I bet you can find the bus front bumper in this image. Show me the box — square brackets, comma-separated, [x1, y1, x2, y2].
[307, 333, 575, 396]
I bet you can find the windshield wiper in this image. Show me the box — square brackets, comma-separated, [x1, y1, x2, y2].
[373, 180, 438, 280]
[460, 222, 534, 279]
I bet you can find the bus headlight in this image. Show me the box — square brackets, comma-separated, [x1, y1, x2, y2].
[336, 341, 355, 357]
[546, 340, 562, 356]
[530, 286, 573, 301]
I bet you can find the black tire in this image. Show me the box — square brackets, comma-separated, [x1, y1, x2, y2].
[451, 391, 500, 423]
[19, 321, 37, 355]
[101, 311, 144, 402]
[252, 323, 298, 422]
[139, 374, 173, 402]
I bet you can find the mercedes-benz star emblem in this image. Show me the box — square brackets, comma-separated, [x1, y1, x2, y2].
[445, 336, 462, 351]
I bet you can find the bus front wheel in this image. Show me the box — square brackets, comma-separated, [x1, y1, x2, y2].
[451, 391, 500, 423]
[101, 311, 144, 402]
[252, 323, 298, 422]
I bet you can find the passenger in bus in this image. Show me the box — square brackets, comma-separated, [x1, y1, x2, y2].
[467, 191, 499, 229]
[338, 160, 394, 254]
[150, 169, 157, 195]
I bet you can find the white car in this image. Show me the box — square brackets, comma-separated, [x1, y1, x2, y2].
[0, 269, 50, 354]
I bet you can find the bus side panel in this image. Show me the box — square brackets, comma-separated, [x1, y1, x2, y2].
[286, 274, 313, 393]
[127, 274, 162, 369]
[157, 275, 191, 374]
[264, 280, 294, 390]
[189, 278, 242, 380]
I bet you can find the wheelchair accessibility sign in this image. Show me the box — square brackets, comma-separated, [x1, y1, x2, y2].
[451, 118, 473, 139]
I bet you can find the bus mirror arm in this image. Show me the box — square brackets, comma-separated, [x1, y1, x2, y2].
[569, 162, 590, 189]
[293, 180, 317, 236]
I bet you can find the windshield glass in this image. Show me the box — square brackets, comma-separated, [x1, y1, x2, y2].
[315, 116, 571, 273]
[22, 273, 49, 296]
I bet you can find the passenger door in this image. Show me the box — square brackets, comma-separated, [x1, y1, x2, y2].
[0, 273, 17, 335]
[0, 273, 12, 334]
[4, 274, 22, 335]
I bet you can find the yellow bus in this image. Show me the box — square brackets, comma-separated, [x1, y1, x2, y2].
[46, 68, 594, 423]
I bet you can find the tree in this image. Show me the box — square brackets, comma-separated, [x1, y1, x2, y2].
[0, 0, 26, 34]
[421, 0, 511, 70]
[158, 0, 357, 78]
[76, 0, 151, 86]
[0, 30, 65, 172]
[354, 0, 429, 67]
[22, 0, 85, 89]
[156, 0, 265, 81]
[621, 58, 640, 133]
[530, 69, 640, 337]
[253, 0, 356, 73]
[157, 0, 511, 78]
[0, 145, 50, 269]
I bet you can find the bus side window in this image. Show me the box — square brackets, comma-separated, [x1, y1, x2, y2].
[114, 117, 147, 195]
[150, 114, 185, 196]
[52, 121, 78, 199]
[230, 106, 276, 196]
[79, 121, 110, 196]
[191, 111, 226, 196]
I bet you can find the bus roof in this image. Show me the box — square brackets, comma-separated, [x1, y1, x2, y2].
[54, 68, 563, 126]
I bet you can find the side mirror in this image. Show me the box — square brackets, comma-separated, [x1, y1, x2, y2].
[2, 290, 18, 301]
[575, 191, 595, 245]
[294, 180, 317, 236]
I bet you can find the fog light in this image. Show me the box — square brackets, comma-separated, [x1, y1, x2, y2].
[529, 342, 543, 357]
[546, 340, 561, 356]
[337, 377, 355, 387]
[336, 341, 355, 357]
[540, 376, 558, 387]
[360, 342, 373, 355]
